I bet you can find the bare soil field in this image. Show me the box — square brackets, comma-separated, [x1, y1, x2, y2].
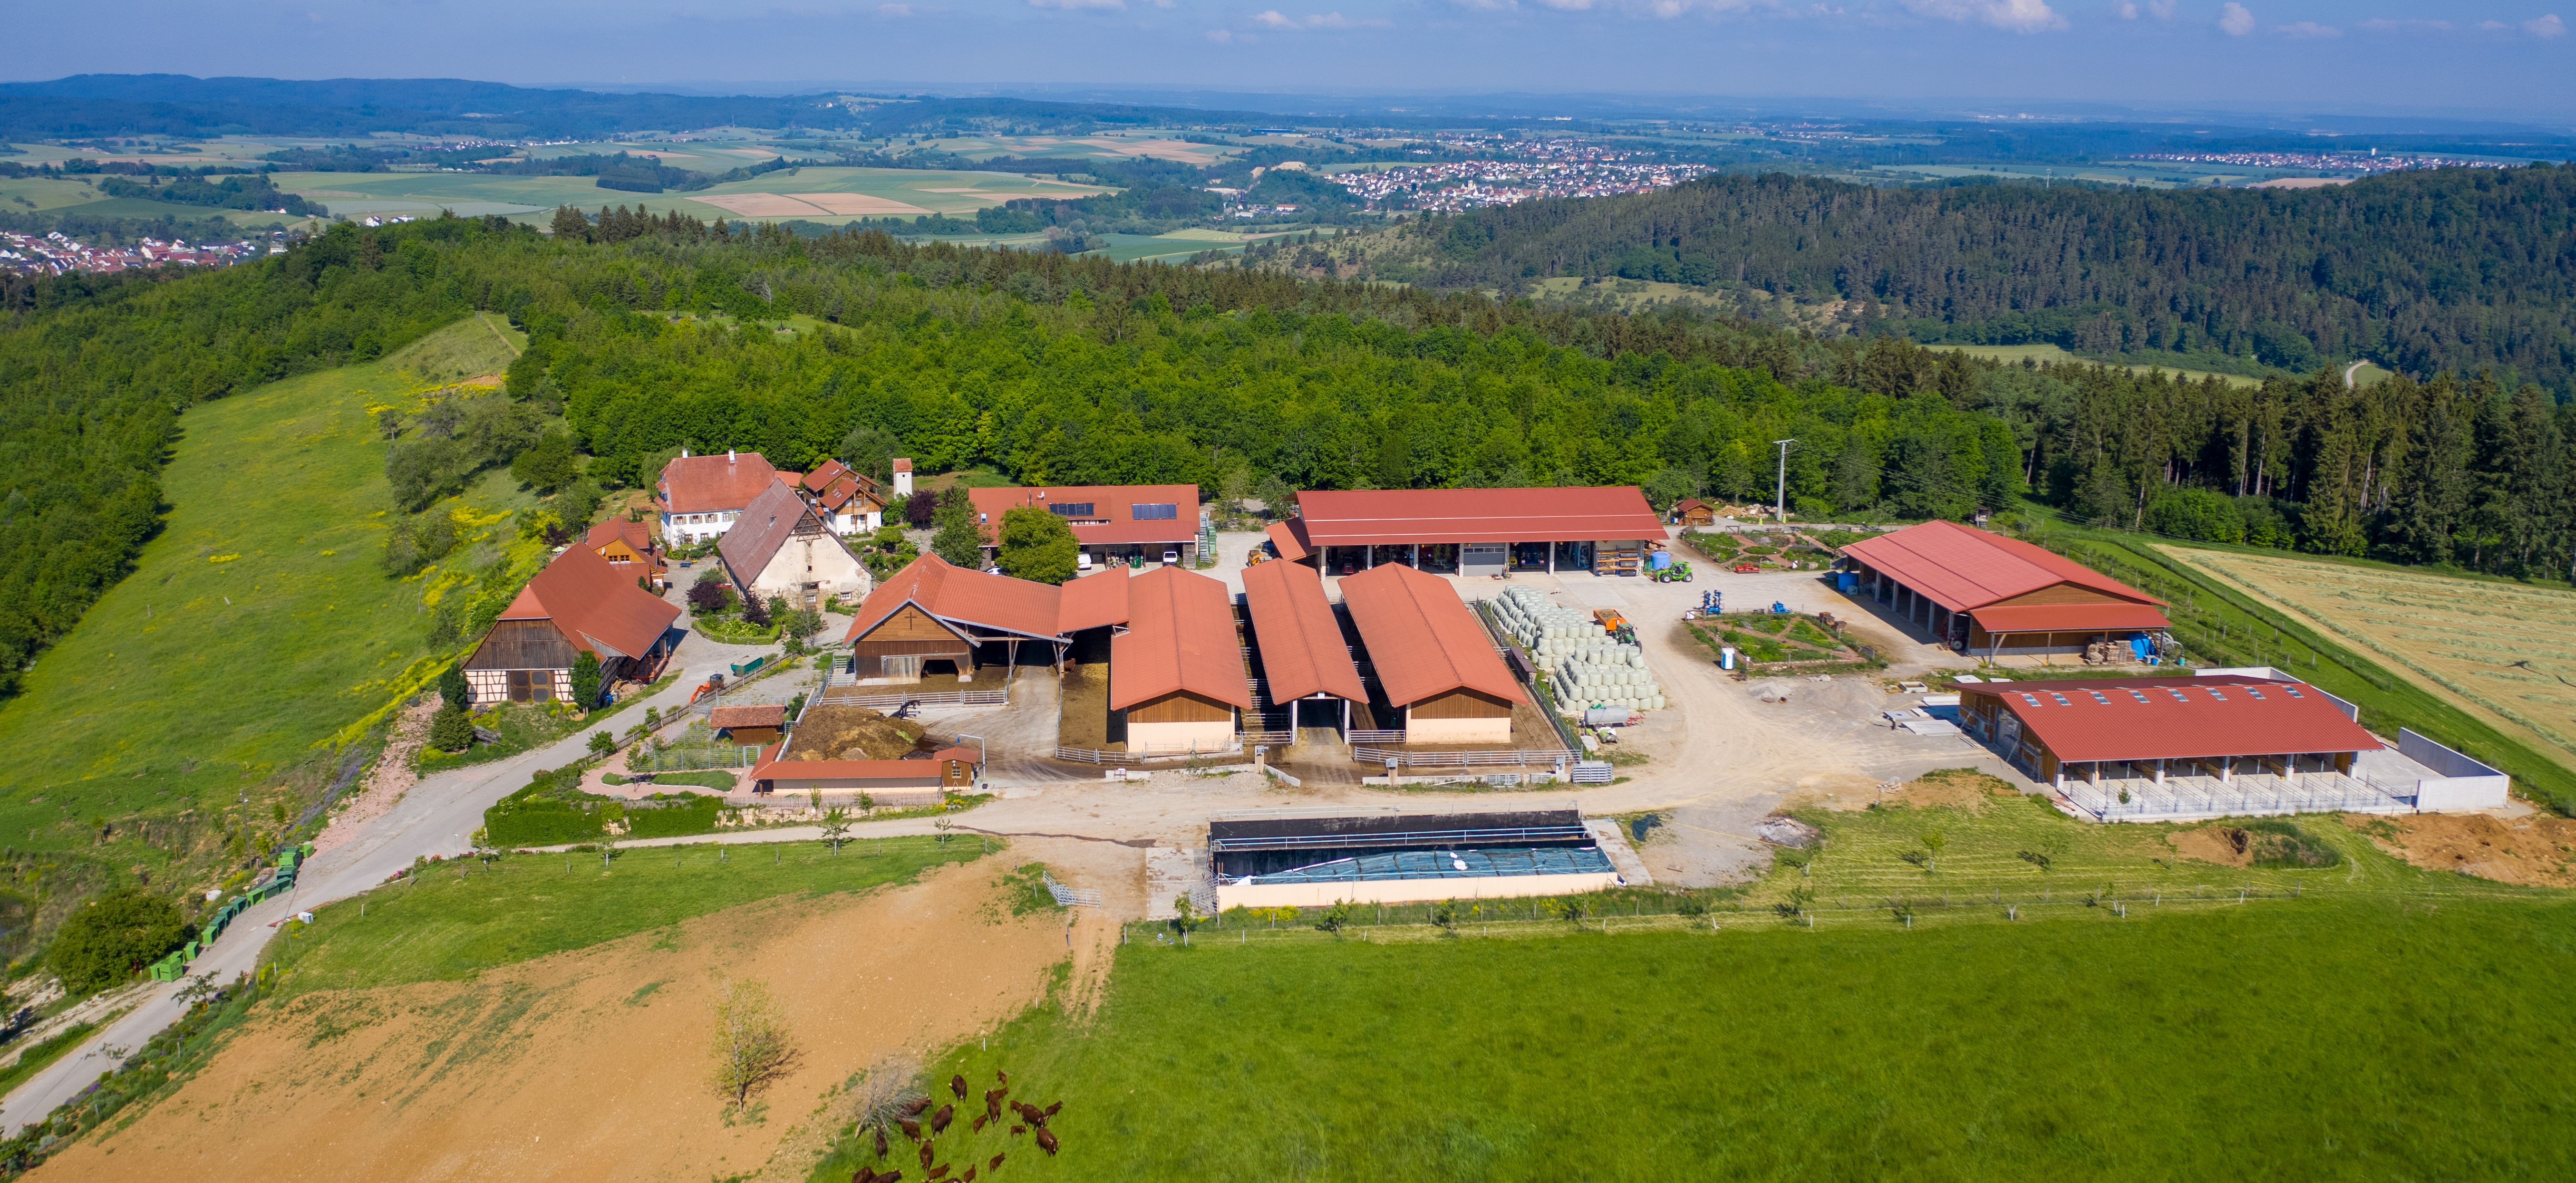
[2345, 812, 2576, 887]
[2162, 547, 2576, 771]
[36, 864, 1082, 1183]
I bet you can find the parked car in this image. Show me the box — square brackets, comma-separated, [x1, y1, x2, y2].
[1078, 552, 1094, 572]
[1162, 549, 1180, 566]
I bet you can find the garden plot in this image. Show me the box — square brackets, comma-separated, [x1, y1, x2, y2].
[1687, 611, 1870, 672]
[2165, 548, 2576, 771]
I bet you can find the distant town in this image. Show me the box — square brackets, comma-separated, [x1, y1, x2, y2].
[1336, 137, 1717, 211]
[0, 230, 276, 277]
[2130, 151, 2519, 173]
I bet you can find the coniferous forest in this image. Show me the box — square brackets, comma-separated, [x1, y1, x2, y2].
[1372, 166, 2576, 391]
[1, 198, 2572, 701]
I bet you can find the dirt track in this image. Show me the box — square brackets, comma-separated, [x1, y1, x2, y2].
[36, 863, 1102, 1183]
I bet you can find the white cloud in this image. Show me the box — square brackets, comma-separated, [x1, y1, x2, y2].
[1446, 0, 1779, 15]
[2148, 0, 2173, 15]
[1251, 9, 1387, 27]
[2358, 18, 2451, 32]
[1902, 0, 2063, 30]
[2275, 19, 2337, 37]
[1026, 0, 1123, 10]
[2218, 2, 2253, 35]
[1205, 26, 1234, 38]
[2529, 13, 2566, 37]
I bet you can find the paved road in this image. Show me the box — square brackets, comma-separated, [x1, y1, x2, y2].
[0, 632, 763, 1135]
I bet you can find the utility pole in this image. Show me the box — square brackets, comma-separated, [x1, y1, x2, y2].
[1772, 439, 1797, 525]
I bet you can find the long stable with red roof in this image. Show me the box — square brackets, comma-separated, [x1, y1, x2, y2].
[1959, 674, 2382, 789]
[1241, 559, 1366, 733]
[1839, 520, 2172, 656]
[1339, 563, 1526, 745]
[1281, 486, 1666, 577]
[1110, 567, 1251, 755]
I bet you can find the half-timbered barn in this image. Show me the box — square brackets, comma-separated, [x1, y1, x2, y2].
[464, 544, 680, 706]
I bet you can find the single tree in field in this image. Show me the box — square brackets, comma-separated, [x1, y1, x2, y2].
[1170, 894, 1201, 941]
[819, 808, 852, 854]
[587, 729, 617, 757]
[708, 979, 802, 1112]
[1920, 829, 1947, 875]
[996, 505, 1079, 584]
[930, 487, 984, 568]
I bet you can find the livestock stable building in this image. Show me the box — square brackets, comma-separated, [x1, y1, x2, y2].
[465, 544, 681, 706]
[1840, 520, 2172, 657]
[1340, 563, 1526, 744]
[1109, 567, 1252, 755]
[965, 484, 1204, 567]
[1240, 558, 1367, 736]
[840, 554, 1080, 682]
[1274, 486, 1668, 577]
[1208, 808, 1621, 909]
[1960, 673, 2407, 821]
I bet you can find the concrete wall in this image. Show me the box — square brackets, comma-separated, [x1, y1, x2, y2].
[1216, 870, 1618, 910]
[2399, 728, 2510, 810]
[1127, 718, 1236, 755]
[1405, 714, 1512, 745]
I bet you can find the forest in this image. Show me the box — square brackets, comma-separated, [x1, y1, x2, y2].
[1364, 166, 2576, 394]
[1, 208, 2571, 703]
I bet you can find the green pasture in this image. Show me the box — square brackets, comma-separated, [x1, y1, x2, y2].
[262, 836, 987, 995]
[270, 165, 1115, 226]
[1083, 233, 1245, 264]
[0, 316, 527, 849]
[881, 891, 2576, 1182]
[1927, 343, 2265, 387]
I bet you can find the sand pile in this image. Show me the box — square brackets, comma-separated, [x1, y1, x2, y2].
[792, 704, 928, 760]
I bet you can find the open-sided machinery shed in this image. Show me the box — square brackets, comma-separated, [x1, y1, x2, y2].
[1277, 486, 1666, 577]
[839, 553, 1075, 681]
[1209, 808, 1619, 908]
[1241, 558, 1366, 735]
[1840, 520, 2172, 657]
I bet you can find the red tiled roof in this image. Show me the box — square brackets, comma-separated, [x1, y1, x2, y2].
[966, 485, 1201, 548]
[1842, 521, 2165, 616]
[1242, 558, 1364, 703]
[1265, 520, 1312, 562]
[1111, 567, 1252, 711]
[801, 459, 852, 492]
[1056, 566, 1132, 634]
[500, 543, 681, 661]
[719, 481, 850, 583]
[891, 458, 913, 473]
[584, 518, 654, 556]
[1971, 603, 2175, 634]
[933, 746, 981, 766]
[658, 452, 778, 514]
[842, 553, 1065, 643]
[708, 704, 787, 730]
[1966, 676, 2382, 763]
[1292, 487, 1664, 547]
[1338, 563, 1527, 708]
[749, 757, 947, 785]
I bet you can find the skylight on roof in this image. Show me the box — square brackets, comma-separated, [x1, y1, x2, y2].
[2246, 689, 2266, 700]
[2127, 690, 2150, 702]
[2166, 689, 2189, 702]
[2049, 692, 2070, 705]
[2285, 687, 2305, 698]
[2208, 689, 2227, 701]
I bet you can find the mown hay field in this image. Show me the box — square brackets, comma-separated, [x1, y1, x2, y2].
[2165, 548, 2576, 774]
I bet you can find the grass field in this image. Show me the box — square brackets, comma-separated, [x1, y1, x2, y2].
[269, 166, 1115, 227]
[886, 894, 2576, 1181]
[822, 781, 2576, 1182]
[1927, 343, 2266, 387]
[263, 836, 985, 995]
[2165, 548, 2576, 773]
[0, 316, 528, 897]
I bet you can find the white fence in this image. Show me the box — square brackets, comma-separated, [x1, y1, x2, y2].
[815, 687, 1008, 712]
[1054, 744, 1246, 766]
[1351, 746, 1578, 769]
[2061, 772, 2414, 822]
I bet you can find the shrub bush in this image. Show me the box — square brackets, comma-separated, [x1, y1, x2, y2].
[624, 794, 726, 839]
[49, 888, 186, 995]
[482, 766, 606, 846]
[2242, 819, 2342, 869]
[428, 703, 474, 752]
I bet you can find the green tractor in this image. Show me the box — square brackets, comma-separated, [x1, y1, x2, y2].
[1650, 558, 1695, 584]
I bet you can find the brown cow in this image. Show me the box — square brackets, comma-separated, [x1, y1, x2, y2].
[1012, 1101, 1045, 1126]
[988, 1153, 1006, 1172]
[875, 1127, 890, 1157]
[919, 1141, 934, 1170]
[1042, 1102, 1061, 1117]
[1010, 1125, 1025, 1135]
[928, 1167, 949, 1182]
[899, 1119, 922, 1141]
[972, 1114, 988, 1132]
[950, 1074, 968, 1099]
[876, 1173, 902, 1183]
[995, 1069, 1008, 1087]
[983, 1087, 1007, 1119]
[1035, 1128, 1059, 1157]
[962, 1169, 977, 1183]
[903, 1098, 933, 1117]
[930, 1104, 955, 1134]
[852, 1169, 876, 1183]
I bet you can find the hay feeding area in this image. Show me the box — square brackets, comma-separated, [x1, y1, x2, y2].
[791, 705, 930, 761]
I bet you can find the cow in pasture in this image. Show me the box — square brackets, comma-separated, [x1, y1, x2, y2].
[904, 1098, 933, 1117]
[931, 1103, 955, 1133]
[988, 1153, 1006, 1172]
[875, 1127, 890, 1156]
[1035, 1128, 1059, 1157]
[899, 1119, 921, 1141]
[951, 1074, 968, 1099]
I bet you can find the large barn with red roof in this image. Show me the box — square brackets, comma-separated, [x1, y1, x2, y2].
[1839, 520, 2172, 657]
[1275, 486, 1667, 577]
[1110, 567, 1251, 755]
[1339, 562, 1527, 744]
[464, 544, 681, 706]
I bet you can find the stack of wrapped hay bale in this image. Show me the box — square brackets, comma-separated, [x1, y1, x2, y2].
[1489, 586, 1666, 712]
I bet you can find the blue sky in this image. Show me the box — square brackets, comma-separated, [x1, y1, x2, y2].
[22, 1, 2576, 118]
